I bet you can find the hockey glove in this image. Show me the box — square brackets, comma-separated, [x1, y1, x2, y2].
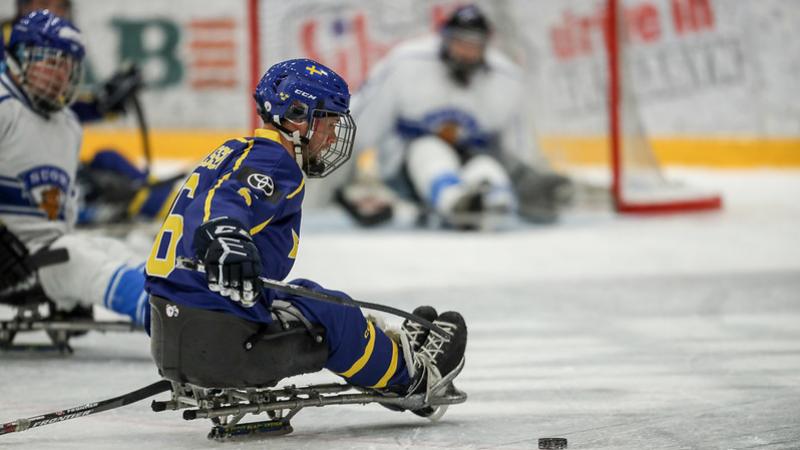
[95, 64, 143, 115]
[194, 217, 262, 307]
[510, 165, 574, 223]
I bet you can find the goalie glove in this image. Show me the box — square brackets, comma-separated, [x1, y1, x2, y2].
[193, 217, 262, 307]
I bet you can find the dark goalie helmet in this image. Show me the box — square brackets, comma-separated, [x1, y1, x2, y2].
[440, 5, 492, 85]
[6, 10, 85, 116]
[253, 58, 356, 178]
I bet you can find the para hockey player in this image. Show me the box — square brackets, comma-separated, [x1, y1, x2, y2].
[144, 58, 468, 422]
[0, 11, 149, 343]
[347, 4, 573, 227]
[3, 1, 174, 227]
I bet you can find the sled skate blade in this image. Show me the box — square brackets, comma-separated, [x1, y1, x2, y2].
[1, 318, 72, 353]
[1, 318, 136, 353]
[2, 299, 137, 353]
[208, 419, 293, 441]
[409, 383, 468, 422]
[428, 356, 466, 399]
[375, 379, 467, 414]
[438, 209, 516, 231]
[0, 342, 73, 354]
[428, 383, 467, 406]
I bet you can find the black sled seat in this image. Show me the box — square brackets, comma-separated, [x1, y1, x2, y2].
[150, 295, 327, 389]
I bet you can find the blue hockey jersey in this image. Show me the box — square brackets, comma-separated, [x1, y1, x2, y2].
[144, 129, 305, 323]
[145, 128, 413, 390]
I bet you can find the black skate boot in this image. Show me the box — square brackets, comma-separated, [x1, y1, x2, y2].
[443, 185, 485, 231]
[407, 311, 467, 418]
[401, 306, 438, 355]
[377, 306, 439, 412]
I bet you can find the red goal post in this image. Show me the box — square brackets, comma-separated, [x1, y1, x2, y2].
[607, 0, 722, 213]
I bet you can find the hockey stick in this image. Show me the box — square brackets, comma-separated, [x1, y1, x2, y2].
[129, 90, 196, 192]
[175, 258, 451, 338]
[130, 94, 152, 177]
[0, 380, 171, 436]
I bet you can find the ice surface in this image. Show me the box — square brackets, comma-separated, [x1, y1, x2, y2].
[2, 169, 799, 449]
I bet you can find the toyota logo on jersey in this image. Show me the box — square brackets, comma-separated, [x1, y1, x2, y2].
[247, 173, 274, 196]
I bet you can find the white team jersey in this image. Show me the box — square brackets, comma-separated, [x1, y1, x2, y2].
[351, 35, 537, 181]
[0, 72, 82, 252]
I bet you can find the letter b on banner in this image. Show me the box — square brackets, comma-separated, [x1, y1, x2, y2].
[112, 18, 183, 88]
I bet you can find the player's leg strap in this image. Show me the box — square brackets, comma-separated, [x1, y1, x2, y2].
[26, 248, 69, 269]
[0, 224, 69, 304]
[251, 299, 325, 348]
[149, 295, 327, 389]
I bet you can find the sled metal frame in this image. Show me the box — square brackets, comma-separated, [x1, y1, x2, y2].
[152, 379, 467, 441]
[0, 303, 137, 353]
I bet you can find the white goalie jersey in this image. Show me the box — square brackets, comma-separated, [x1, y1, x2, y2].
[0, 72, 82, 252]
[351, 34, 538, 182]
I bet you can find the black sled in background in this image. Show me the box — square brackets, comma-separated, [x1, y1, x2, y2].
[0, 223, 139, 353]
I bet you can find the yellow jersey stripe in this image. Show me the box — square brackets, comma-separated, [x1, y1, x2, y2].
[250, 215, 273, 236]
[288, 229, 299, 259]
[237, 187, 252, 206]
[286, 178, 305, 199]
[371, 339, 399, 389]
[232, 140, 254, 171]
[202, 140, 254, 222]
[337, 321, 376, 378]
[203, 173, 230, 222]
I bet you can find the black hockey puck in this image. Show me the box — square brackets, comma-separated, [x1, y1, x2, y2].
[538, 437, 567, 449]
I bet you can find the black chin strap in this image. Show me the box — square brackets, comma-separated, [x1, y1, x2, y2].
[272, 120, 310, 146]
[263, 117, 327, 177]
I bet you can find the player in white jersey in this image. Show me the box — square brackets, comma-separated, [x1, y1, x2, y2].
[350, 5, 572, 227]
[3, 2, 168, 228]
[0, 10, 148, 328]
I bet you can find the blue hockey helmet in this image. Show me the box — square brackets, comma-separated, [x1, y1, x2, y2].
[6, 10, 85, 115]
[253, 58, 356, 178]
[15, 0, 73, 20]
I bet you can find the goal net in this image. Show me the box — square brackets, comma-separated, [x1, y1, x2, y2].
[607, 0, 722, 212]
[506, 0, 723, 213]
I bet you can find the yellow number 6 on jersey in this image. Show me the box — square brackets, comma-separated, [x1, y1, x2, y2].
[146, 173, 199, 277]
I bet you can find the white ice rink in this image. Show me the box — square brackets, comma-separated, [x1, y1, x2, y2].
[2, 169, 799, 449]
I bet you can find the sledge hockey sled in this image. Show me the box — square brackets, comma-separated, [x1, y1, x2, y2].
[148, 296, 467, 440]
[0, 295, 138, 353]
[1, 293, 466, 440]
[0, 231, 138, 353]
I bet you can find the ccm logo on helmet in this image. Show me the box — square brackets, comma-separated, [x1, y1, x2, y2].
[294, 89, 317, 100]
